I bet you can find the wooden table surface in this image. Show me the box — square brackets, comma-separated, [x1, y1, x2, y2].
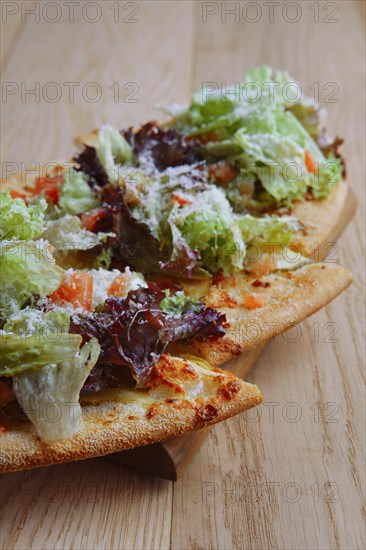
[1, 2, 365, 549]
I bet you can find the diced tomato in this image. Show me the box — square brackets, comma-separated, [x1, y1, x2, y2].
[108, 272, 132, 297]
[33, 175, 62, 203]
[49, 272, 93, 311]
[29, 168, 64, 203]
[172, 193, 193, 206]
[242, 293, 268, 309]
[9, 190, 27, 200]
[80, 208, 106, 232]
[304, 150, 318, 174]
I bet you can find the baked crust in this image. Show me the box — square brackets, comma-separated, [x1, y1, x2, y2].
[0, 355, 262, 473]
[176, 263, 353, 366]
[291, 181, 349, 257]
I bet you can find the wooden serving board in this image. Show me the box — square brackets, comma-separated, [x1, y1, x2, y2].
[105, 188, 357, 480]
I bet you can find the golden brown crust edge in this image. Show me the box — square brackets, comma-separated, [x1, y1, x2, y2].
[179, 263, 353, 367]
[291, 181, 349, 257]
[0, 368, 262, 474]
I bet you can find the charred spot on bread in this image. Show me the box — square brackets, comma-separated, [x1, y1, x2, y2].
[196, 404, 220, 424]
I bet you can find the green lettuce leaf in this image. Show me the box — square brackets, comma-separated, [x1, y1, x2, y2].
[169, 66, 323, 139]
[0, 241, 64, 323]
[311, 156, 343, 199]
[237, 214, 301, 247]
[235, 109, 342, 203]
[160, 290, 201, 315]
[169, 187, 245, 274]
[42, 215, 114, 251]
[58, 169, 99, 215]
[1, 328, 100, 441]
[3, 308, 70, 338]
[274, 70, 326, 139]
[167, 65, 342, 203]
[0, 331, 80, 377]
[0, 190, 46, 241]
[95, 247, 113, 269]
[97, 124, 133, 181]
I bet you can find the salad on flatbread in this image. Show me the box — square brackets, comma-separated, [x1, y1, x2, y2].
[0, 66, 352, 472]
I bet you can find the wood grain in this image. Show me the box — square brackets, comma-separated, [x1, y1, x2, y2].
[170, 3, 365, 550]
[0, 1, 34, 69]
[0, 1, 365, 549]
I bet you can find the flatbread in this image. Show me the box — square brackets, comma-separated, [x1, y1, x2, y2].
[0, 354, 262, 473]
[0, 149, 352, 472]
[175, 263, 353, 367]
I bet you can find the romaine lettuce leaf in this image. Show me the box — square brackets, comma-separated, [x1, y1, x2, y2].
[0, 331, 80, 376]
[3, 308, 70, 338]
[1, 307, 100, 441]
[97, 125, 133, 181]
[169, 187, 245, 274]
[237, 214, 301, 247]
[287, 100, 326, 140]
[4, 332, 99, 441]
[42, 215, 114, 251]
[166, 65, 342, 204]
[311, 156, 343, 199]
[235, 109, 342, 203]
[169, 66, 323, 139]
[235, 126, 308, 203]
[0, 240, 64, 323]
[58, 169, 99, 215]
[95, 247, 113, 269]
[0, 190, 46, 241]
[160, 290, 201, 315]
